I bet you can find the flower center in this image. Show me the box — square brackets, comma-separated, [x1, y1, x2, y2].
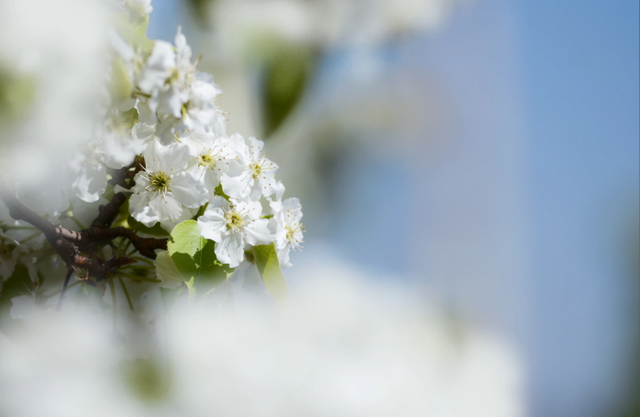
[249, 162, 262, 179]
[285, 223, 304, 242]
[225, 210, 246, 232]
[198, 153, 216, 170]
[149, 171, 171, 193]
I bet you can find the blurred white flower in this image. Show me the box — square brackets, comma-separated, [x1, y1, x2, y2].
[209, 0, 454, 60]
[70, 143, 108, 203]
[0, 265, 523, 417]
[0, 0, 109, 185]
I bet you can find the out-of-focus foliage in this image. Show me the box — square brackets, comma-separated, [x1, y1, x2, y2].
[261, 45, 318, 137]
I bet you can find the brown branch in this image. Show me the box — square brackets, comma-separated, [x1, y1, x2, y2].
[56, 269, 74, 311]
[1, 181, 167, 285]
[63, 226, 167, 259]
[107, 155, 144, 190]
[0, 192, 109, 277]
[90, 192, 127, 228]
[57, 193, 167, 259]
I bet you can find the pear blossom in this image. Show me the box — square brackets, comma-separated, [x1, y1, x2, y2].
[129, 140, 207, 227]
[186, 134, 236, 199]
[137, 40, 174, 96]
[102, 122, 149, 168]
[267, 180, 286, 214]
[134, 28, 225, 142]
[198, 196, 273, 268]
[221, 134, 279, 200]
[0, 1, 307, 320]
[271, 197, 305, 267]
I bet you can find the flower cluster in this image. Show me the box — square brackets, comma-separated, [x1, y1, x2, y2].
[67, 8, 305, 271]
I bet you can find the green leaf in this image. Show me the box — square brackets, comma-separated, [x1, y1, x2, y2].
[167, 220, 201, 258]
[154, 251, 184, 289]
[112, 13, 154, 53]
[253, 243, 288, 305]
[0, 264, 32, 336]
[167, 220, 233, 301]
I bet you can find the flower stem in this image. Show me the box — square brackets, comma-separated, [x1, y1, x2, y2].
[119, 272, 161, 283]
[118, 276, 134, 311]
[108, 277, 117, 332]
[66, 211, 86, 230]
[18, 231, 42, 244]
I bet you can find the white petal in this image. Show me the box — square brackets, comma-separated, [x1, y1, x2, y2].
[149, 194, 182, 222]
[198, 207, 227, 242]
[247, 136, 265, 161]
[138, 41, 175, 93]
[130, 203, 159, 227]
[227, 133, 251, 165]
[243, 218, 273, 246]
[171, 172, 208, 208]
[215, 232, 244, 268]
[220, 170, 252, 199]
[72, 163, 106, 203]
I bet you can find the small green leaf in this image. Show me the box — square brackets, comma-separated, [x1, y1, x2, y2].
[167, 220, 201, 258]
[154, 251, 184, 289]
[112, 13, 154, 53]
[109, 56, 132, 104]
[253, 243, 288, 305]
[167, 220, 233, 301]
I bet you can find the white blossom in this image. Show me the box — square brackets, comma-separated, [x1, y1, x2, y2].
[267, 180, 286, 214]
[198, 196, 273, 267]
[271, 197, 304, 267]
[221, 134, 279, 200]
[129, 140, 207, 227]
[137, 40, 174, 96]
[185, 134, 235, 199]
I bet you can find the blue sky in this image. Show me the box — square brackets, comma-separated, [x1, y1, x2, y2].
[516, 1, 639, 416]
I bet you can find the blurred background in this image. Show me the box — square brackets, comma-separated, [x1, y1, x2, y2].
[144, 0, 639, 415]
